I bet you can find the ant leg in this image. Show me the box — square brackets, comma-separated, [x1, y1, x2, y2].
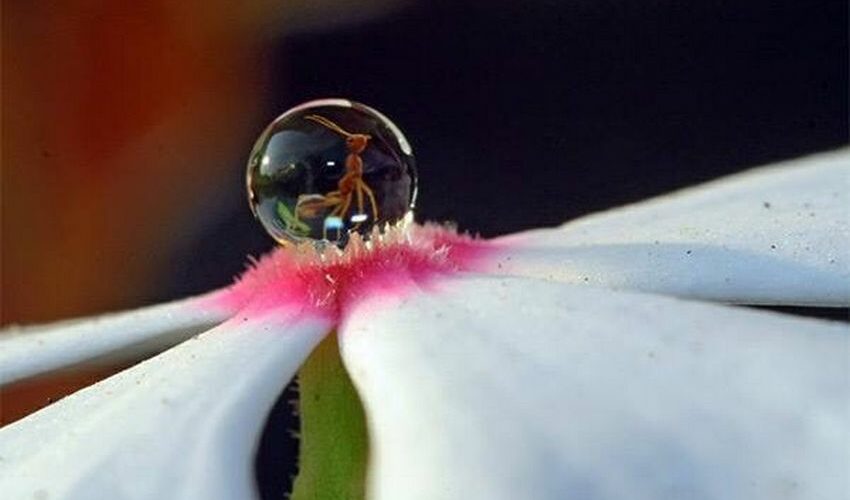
[297, 192, 339, 220]
[324, 194, 347, 240]
[359, 180, 379, 222]
[322, 190, 346, 217]
[336, 193, 353, 222]
[352, 186, 367, 231]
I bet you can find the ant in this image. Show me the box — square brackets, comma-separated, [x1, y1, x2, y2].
[295, 114, 379, 231]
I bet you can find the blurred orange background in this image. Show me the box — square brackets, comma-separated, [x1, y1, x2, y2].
[1, 0, 403, 424]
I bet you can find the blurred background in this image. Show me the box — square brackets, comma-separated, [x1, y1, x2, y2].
[1, 0, 847, 496]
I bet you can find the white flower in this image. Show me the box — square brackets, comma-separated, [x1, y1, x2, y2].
[1, 149, 848, 500]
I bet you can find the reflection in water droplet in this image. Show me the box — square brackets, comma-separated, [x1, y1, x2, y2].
[246, 99, 417, 247]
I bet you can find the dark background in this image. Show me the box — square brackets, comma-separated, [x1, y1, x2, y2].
[163, 0, 848, 305]
[216, 2, 845, 497]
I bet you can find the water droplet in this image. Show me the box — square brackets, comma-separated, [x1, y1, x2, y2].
[247, 99, 417, 246]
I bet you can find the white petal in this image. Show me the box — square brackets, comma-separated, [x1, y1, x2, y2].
[493, 148, 850, 306]
[0, 291, 234, 385]
[340, 275, 849, 500]
[0, 308, 330, 500]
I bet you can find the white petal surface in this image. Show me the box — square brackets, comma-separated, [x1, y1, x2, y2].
[341, 275, 849, 500]
[0, 307, 330, 500]
[0, 292, 233, 385]
[493, 148, 850, 306]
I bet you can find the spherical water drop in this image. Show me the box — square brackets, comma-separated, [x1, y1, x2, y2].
[247, 99, 417, 246]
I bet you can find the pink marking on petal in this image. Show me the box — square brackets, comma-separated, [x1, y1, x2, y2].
[204, 224, 502, 325]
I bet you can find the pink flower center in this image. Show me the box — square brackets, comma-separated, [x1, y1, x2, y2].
[206, 225, 498, 324]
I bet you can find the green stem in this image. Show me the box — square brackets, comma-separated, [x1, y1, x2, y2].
[290, 332, 369, 500]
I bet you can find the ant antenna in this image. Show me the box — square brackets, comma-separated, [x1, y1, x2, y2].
[305, 114, 365, 138]
[304, 115, 372, 139]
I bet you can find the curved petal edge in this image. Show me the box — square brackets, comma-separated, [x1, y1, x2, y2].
[0, 290, 237, 385]
[341, 274, 849, 500]
[492, 148, 850, 306]
[0, 307, 330, 500]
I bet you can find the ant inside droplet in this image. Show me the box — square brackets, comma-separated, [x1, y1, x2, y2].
[246, 99, 417, 247]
